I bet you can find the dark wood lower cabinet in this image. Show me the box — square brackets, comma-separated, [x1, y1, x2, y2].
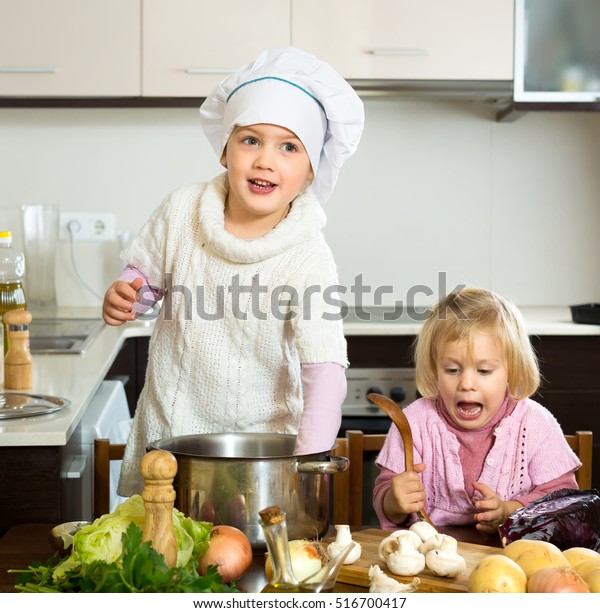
[530, 335, 600, 490]
[0, 446, 61, 536]
[105, 337, 150, 416]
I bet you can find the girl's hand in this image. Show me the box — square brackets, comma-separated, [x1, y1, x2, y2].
[472, 482, 522, 533]
[102, 277, 144, 325]
[383, 463, 427, 524]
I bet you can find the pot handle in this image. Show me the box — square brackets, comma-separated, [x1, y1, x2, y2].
[295, 455, 349, 474]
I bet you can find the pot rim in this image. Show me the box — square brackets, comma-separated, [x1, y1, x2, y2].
[147, 432, 335, 460]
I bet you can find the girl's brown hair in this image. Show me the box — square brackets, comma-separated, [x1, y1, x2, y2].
[414, 287, 540, 400]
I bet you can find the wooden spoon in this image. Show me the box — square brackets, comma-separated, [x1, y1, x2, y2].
[367, 392, 436, 527]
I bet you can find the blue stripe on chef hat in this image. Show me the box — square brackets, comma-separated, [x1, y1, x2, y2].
[200, 46, 364, 203]
[227, 76, 326, 113]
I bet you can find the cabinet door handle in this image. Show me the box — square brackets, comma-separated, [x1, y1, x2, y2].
[0, 67, 57, 74]
[185, 67, 236, 75]
[368, 49, 429, 57]
[63, 455, 87, 479]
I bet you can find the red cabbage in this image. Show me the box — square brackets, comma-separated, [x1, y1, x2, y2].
[498, 488, 600, 551]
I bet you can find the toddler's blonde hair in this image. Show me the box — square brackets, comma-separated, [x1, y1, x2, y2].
[414, 287, 540, 400]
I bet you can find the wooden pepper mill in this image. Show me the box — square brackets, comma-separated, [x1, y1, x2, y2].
[141, 449, 179, 568]
[3, 309, 32, 390]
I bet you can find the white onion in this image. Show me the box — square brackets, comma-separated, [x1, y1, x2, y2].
[265, 539, 323, 582]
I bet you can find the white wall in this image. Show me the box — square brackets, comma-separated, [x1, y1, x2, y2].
[1, 99, 599, 308]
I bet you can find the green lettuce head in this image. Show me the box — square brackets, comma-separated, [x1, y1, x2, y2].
[52, 495, 212, 581]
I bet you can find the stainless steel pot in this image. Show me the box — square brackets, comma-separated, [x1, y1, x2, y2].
[148, 433, 348, 549]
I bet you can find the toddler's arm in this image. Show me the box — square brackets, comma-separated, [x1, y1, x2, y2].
[293, 362, 345, 455]
[473, 470, 578, 533]
[514, 471, 578, 507]
[102, 265, 163, 325]
[374, 467, 404, 530]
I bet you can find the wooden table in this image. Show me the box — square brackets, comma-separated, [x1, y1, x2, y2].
[0, 523, 501, 593]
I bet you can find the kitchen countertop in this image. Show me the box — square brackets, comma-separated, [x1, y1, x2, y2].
[1, 305, 598, 448]
[0, 307, 153, 447]
[343, 305, 600, 336]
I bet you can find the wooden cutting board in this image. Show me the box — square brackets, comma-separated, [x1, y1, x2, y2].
[327, 529, 502, 593]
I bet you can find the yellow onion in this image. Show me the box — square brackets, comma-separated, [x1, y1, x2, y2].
[198, 525, 253, 583]
[528, 566, 590, 593]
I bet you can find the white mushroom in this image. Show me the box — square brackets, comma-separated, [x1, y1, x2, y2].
[419, 532, 444, 555]
[424, 535, 466, 577]
[378, 529, 421, 562]
[368, 565, 420, 593]
[409, 520, 438, 544]
[384, 532, 426, 576]
[327, 525, 362, 565]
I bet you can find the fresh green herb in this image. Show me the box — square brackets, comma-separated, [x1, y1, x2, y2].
[10, 523, 238, 593]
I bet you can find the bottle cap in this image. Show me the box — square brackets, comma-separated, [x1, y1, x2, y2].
[0, 231, 12, 244]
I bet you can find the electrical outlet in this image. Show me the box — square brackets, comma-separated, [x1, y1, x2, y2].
[59, 212, 116, 242]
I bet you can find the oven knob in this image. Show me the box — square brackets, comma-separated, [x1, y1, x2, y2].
[390, 386, 407, 404]
[366, 386, 383, 402]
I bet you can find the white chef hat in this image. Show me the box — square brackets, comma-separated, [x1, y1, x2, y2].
[199, 46, 364, 203]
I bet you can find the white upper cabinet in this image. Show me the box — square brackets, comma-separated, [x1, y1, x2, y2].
[142, 0, 291, 97]
[292, 0, 513, 81]
[0, 0, 141, 97]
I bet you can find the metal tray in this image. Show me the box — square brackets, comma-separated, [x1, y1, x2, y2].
[0, 393, 71, 419]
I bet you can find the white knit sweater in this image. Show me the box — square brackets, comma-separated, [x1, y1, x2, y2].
[118, 173, 347, 495]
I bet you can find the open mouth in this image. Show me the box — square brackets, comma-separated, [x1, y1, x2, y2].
[457, 401, 483, 420]
[249, 178, 276, 191]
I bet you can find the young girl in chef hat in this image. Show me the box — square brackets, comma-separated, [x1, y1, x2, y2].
[102, 47, 365, 496]
[373, 287, 581, 533]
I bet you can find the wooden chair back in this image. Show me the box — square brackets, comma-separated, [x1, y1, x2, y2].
[564, 430, 593, 489]
[346, 430, 387, 526]
[94, 438, 126, 519]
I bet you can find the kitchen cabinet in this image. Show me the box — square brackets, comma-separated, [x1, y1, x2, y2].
[529, 335, 600, 488]
[105, 336, 149, 415]
[142, 0, 291, 97]
[292, 0, 513, 81]
[0, 0, 141, 97]
[0, 0, 514, 104]
[514, 0, 600, 102]
[0, 446, 62, 536]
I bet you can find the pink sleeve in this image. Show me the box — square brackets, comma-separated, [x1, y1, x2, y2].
[117, 265, 163, 315]
[293, 363, 346, 455]
[515, 471, 579, 508]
